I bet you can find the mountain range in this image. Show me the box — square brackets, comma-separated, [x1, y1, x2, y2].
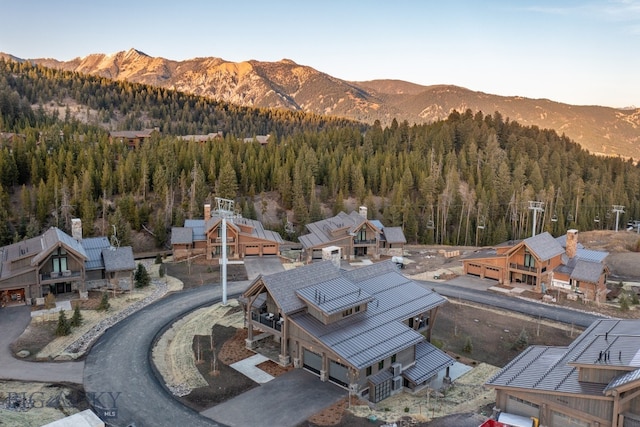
[3, 48, 639, 159]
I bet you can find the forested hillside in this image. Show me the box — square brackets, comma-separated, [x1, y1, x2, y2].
[0, 59, 639, 249]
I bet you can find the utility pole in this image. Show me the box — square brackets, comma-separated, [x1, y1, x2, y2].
[528, 201, 544, 237]
[612, 205, 625, 232]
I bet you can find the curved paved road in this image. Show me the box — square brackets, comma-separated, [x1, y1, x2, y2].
[0, 305, 84, 383]
[84, 282, 249, 427]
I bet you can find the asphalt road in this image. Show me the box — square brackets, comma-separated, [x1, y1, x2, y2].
[0, 304, 84, 383]
[423, 279, 607, 328]
[83, 282, 250, 427]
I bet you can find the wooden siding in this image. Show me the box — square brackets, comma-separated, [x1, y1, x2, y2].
[579, 366, 631, 384]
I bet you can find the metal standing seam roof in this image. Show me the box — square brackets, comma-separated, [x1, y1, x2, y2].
[102, 247, 135, 272]
[487, 319, 640, 396]
[403, 341, 456, 384]
[298, 211, 372, 249]
[32, 228, 88, 265]
[286, 261, 448, 369]
[81, 237, 111, 270]
[184, 219, 206, 241]
[576, 248, 609, 263]
[296, 278, 373, 315]
[260, 261, 344, 314]
[605, 368, 640, 393]
[522, 232, 565, 261]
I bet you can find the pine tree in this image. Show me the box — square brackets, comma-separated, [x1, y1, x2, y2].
[135, 263, 151, 288]
[55, 310, 71, 336]
[70, 304, 83, 327]
[98, 293, 110, 311]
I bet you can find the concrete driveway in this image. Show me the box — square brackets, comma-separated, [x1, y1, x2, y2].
[0, 305, 84, 383]
[200, 368, 345, 427]
[244, 256, 285, 280]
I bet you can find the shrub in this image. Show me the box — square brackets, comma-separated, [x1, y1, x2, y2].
[44, 293, 56, 309]
[70, 304, 83, 327]
[159, 263, 166, 278]
[55, 310, 71, 336]
[632, 293, 639, 305]
[135, 264, 151, 288]
[98, 293, 110, 311]
[404, 407, 410, 413]
[620, 294, 630, 312]
[514, 328, 529, 350]
[155, 254, 163, 264]
[463, 336, 473, 353]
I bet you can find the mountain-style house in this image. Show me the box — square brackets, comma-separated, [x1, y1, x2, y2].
[240, 260, 454, 402]
[298, 207, 406, 263]
[487, 319, 640, 427]
[462, 230, 608, 303]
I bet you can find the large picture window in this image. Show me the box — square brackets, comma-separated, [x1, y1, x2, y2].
[524, 251, 535, 268]
[52, 248, 67, 272]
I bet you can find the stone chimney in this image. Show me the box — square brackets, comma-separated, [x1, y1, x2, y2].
[566, 229, 578, 258]
[359, 206, 368, 219]
[204, 203, 211, 220]
[71, 218, 82, 241]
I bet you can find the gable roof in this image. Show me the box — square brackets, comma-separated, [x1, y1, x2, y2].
[184, 219, 206, 241]
[487, 319, 640, 396]
[171, 227, 193, 245]
[381, 226, 406, 244]
[403, 341, 456, 385]
[521, 232, 565, 261]
[102, 247, 135, 272]
[281, 261, 448, 369]
[570, 259, 606, 283]
[32, 227, 87, 265]
[299, 211, 379, 249]
[81, 237, 111, 270]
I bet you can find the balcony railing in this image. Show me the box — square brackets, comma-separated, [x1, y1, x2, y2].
[251, 311, 282, 332]
[509, 263, 537, 273]
[354, 239, 376, 245]
[41, 270, 81, 281]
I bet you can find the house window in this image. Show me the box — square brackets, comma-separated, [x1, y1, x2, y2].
[366, 366, 372, 376]
[355, 305, 361, 313]
[342, 308, 353, 317]
[52, 248, 68, 273]
[378, 360, 384, 370]
[391, 354, 397, 363]
[524, 252, 535, 268]
[358, 228, 366, 241]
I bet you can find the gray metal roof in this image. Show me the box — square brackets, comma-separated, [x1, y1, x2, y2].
[487, 319, 640, 396]
[605, 368, 640, 392]
[369, 368, 393, 385]
[184, 219, 206, 241]
[171, 227, 193, 245]
[298, 211, 373, 249]
[261, 261, 344, 314]
[570, 260, 605, 283]
[381, 226, 406, 244]
[576, 248, 608, 263]
[102, 246, 135, 272]
[523, 232, 565, 261]
[81, 237, 111, 270]
[463, 248, 498, 260]
[283, 261, 448, 369]
[296, 278, 373, 315]
[403, 341, 455, 384]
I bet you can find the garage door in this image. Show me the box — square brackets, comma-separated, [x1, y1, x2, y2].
[263, 244, 277, 255]
[303, 349, 322, 375]
[485, 267, 501, 280]
[329, 360, 349, 387]
[550, 411, 589, 427]
[245, 245, 260, 256]
[506, 396, 539, 419]
[467, 263, 482, 277]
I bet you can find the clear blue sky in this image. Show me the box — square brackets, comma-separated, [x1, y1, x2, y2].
[1, 0, 639, 108]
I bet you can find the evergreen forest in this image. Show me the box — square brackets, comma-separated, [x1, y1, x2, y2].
[0, 59, 639, 249]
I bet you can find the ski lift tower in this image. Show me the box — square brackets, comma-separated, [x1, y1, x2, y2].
[528, 201, 544, 237]
[214, 197, 237, 306]
[612, 205, 625, 232]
